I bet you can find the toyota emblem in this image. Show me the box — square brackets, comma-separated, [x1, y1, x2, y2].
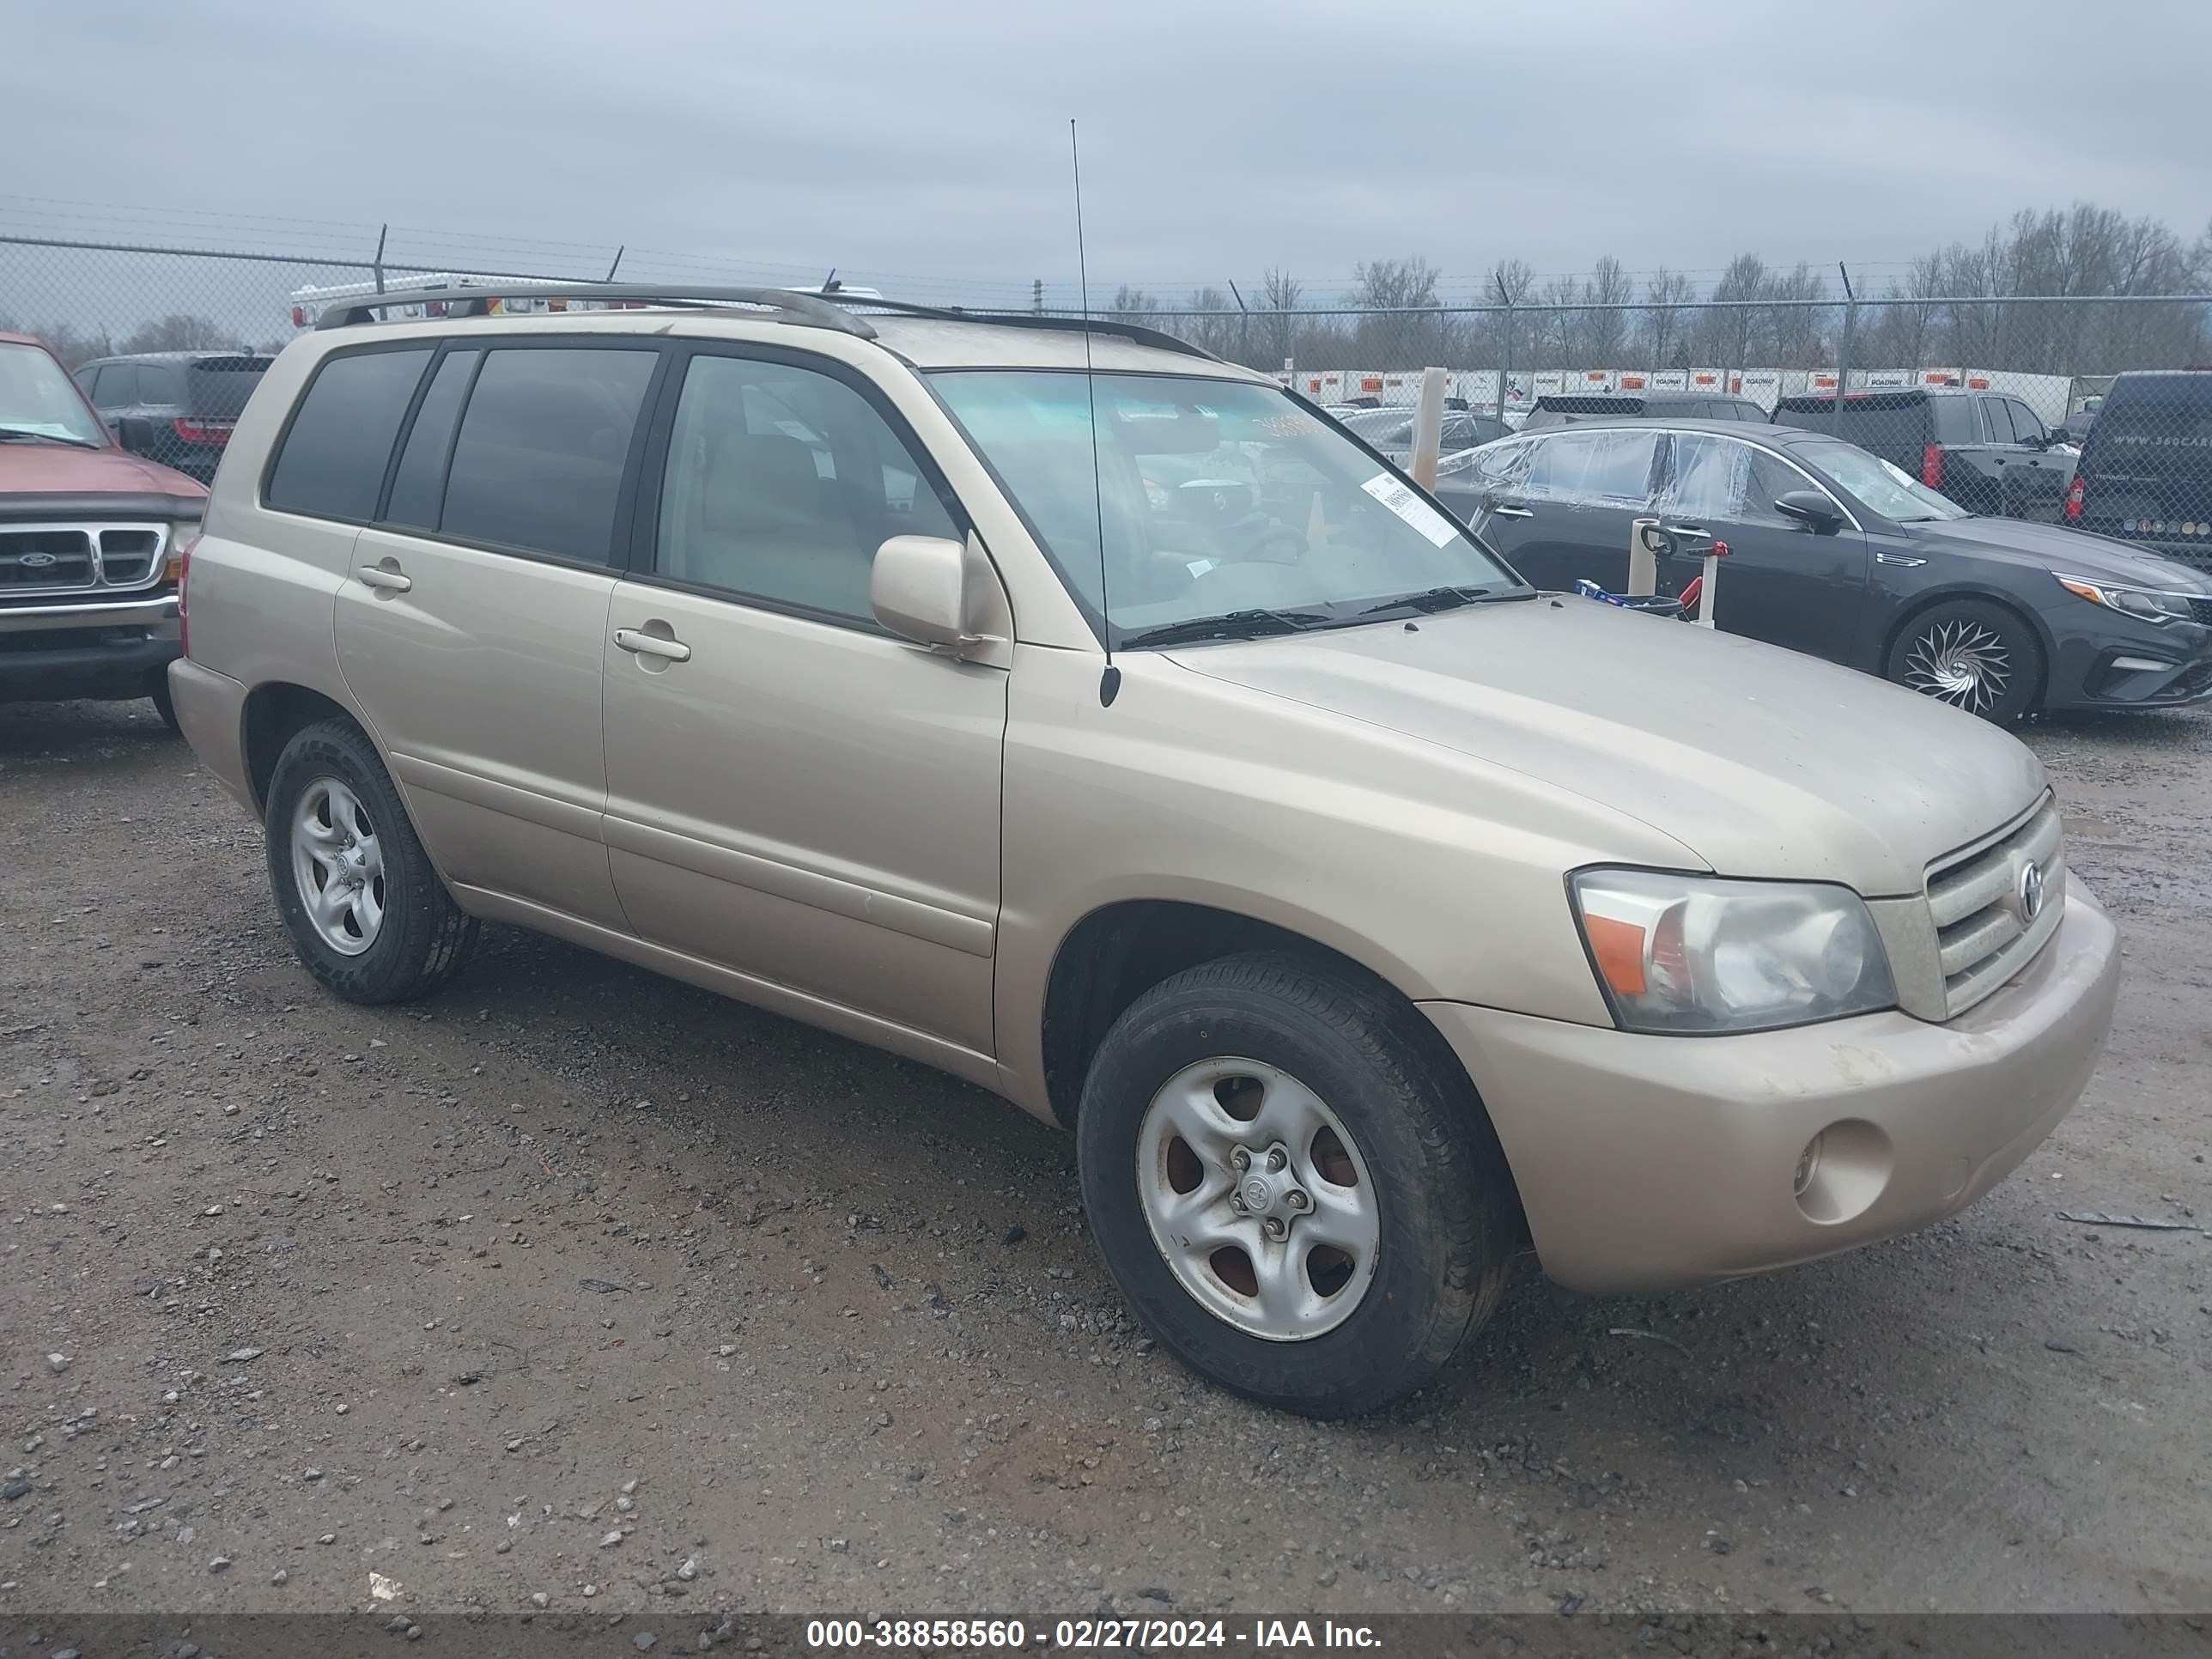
[2017, 860, 2045, 922]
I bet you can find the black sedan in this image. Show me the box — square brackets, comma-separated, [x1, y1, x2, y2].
[1431, 417, 2212, 720]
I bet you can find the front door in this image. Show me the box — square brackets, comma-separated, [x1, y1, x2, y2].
[1656, 434, 1873, 664]
[599, 345, 1007, 1056]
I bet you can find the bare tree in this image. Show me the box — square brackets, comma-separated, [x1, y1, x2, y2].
[1638, 269, 1694, 369]
[1764, 261, 1830, 368]
[1108, 284, 1159, 324]
[1578, 255, 1632, 366]
[119, 313, 236, 355]
[1698, 253, 1767, 372]
[1258, 268, 1306, 367]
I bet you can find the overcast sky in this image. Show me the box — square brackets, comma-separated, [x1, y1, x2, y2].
[7, 0, 2207, 305]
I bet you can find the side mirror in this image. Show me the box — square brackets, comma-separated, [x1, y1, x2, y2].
[116, 415, 158, 453]
[1773, 489, 1845, 533]
[872, 534, 981, 651]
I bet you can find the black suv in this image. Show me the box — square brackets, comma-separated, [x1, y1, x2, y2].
[1522, 391, 1770, 428]
[2065, 370, 2212, 574]
[76, 351, 274, 483]
[1770, 387, 2070, 521]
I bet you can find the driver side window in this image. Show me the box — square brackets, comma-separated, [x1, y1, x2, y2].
[654, 353, 959, 623]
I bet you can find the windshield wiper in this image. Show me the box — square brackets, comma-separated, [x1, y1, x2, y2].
[0, 427, 101, 449]
[1116, 608, 1334, 649]
[1357, 584, 1504, 617]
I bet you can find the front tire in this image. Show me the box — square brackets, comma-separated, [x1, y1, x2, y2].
[264, 718, 478, 1003]
[1077, 951, 1519, 1418]
[1886, 598, 2043, 722]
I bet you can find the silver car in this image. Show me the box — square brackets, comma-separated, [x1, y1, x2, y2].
[168, 286, 2119, 1417]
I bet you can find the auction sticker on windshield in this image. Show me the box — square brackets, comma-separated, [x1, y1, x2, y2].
[1361, 473, 1460, 547]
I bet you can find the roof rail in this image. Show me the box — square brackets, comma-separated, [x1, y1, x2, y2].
[315, 282, 878, 339]
[830, 296, 1223, 363]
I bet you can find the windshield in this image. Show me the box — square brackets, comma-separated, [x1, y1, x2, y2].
[928, 371, 1523, 644]
[1791, 437, 1969, 522]
[0, 343, 107, 447]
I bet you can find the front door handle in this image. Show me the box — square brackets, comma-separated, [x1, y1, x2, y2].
[356, 563, 412, 593]
[614, 627, 692, 664]
[1875, 551, 1928, 567]
[1488, 503, 1534, 520]
[1662, 523, 1712, 540]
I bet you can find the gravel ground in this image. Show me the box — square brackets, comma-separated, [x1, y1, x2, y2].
[3, 696, 2208, 1626]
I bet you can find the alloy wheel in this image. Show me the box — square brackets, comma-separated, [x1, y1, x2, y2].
[1901, 617, 2013, 714]
[1133, 1057, 1381, 1340]
[290, 776, 386, 956]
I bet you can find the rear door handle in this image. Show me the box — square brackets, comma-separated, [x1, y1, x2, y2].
[1489, 503, 1534, 519]
[356, 564, 412, 593]
[613, 627, 692, 663]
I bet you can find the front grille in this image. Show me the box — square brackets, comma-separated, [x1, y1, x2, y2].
[2191, 596, 2212, 627]
[0, 523, 170, 599]
[1926, 797, 2065, 1018]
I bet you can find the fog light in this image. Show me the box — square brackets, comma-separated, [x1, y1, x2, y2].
[1794, 1133, 1824, 1199]
[2110, 655, 2170, 673]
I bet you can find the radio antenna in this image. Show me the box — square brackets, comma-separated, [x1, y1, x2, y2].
[1072, 118, 1120, 707]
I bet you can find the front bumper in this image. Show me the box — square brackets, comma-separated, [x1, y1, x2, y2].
[1421, 884, 2120, 1292]
[2044, 609, 2212, 709]
[0, 594, 179, 702]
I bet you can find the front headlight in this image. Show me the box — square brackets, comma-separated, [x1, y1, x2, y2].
[1570, 869, 1896, 1035]
[2056, 574, 2193, 625]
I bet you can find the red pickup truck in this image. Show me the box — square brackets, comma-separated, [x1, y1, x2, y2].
[2, 331, 205, 729]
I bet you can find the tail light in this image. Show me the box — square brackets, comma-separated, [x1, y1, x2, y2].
[174, 533, 198, 657]
[2064, 475, 2086, 521]
[1921, 444, 1946, 489]
[290, 304, 307, 327]
[173, 417, 233, 446]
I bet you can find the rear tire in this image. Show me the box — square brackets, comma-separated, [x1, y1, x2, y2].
[264, 718, 478, 1003]
[1885, 598, 2042, 722]
[1076, 951, 1518, 1418]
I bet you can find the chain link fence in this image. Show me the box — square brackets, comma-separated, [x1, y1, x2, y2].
[5, 233, 2209, 562]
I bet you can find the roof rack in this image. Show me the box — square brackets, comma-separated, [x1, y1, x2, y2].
[314, 281, 1223, 363]
[830, 295, 1223, 363]
[315, 283, 878, 339]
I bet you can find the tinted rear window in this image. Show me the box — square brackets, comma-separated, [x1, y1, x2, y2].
[383, 349, 480, 531]
[2085, 378, 2212, 477]
[438, 347, 657, 562]
[265, 349, 433, 521]
[1773, 393, 1942, 459]
[138, 363, 189, 405]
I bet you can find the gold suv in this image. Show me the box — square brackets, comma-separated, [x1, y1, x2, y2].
[168, 287, 2119, 1416]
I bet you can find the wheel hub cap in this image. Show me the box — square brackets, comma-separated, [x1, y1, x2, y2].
[1134, 1058, 1381, 1342]
[290, 777, 386, 957]
[1902, 618, 2012, 714]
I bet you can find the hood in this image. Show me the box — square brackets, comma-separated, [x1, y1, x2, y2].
[0, 441, 207, 501]
[1905, 514, 2212, 592]
[1167, 598, 2046, 897]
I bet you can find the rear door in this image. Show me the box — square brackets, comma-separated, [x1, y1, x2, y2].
[2073, 376, 2212, 567]
[331, 338, 665, 930]
[1486, 427, 1663, 590]
[1657, 434, 1872, 662]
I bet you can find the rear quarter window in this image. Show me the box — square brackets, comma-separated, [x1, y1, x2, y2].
[265, 349, 434, 522]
